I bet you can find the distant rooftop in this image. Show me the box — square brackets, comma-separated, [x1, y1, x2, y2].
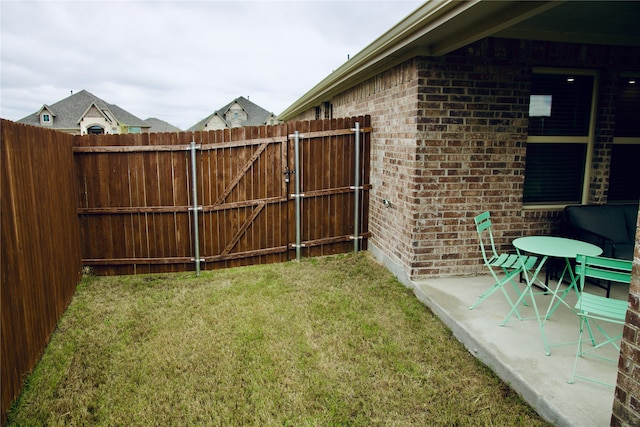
[18, 89, 149, 131]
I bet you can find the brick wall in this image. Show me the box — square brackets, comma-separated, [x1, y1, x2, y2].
[326, 40, 565, 279]
[332, 59, 423, 281]
[612, 216, 640, 426]
[410, 43, 533, 277]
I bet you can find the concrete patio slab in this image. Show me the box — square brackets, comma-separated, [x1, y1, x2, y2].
[410, 274, 627, 427]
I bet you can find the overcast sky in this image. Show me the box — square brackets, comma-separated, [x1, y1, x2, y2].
[1, 0, 424, 130]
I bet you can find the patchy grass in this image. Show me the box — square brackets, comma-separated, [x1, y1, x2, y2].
[7, 253, 550, 426]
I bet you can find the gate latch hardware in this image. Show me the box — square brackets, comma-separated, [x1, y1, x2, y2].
[283, 167, 295, 183]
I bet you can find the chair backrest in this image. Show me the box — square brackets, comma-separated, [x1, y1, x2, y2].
[474, 211, 498, 263]
[575, 254, 632, 292]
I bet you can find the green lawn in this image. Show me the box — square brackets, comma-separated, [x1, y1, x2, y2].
[7, 252, 550, 426]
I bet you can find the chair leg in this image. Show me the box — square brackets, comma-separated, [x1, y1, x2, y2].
[593, 323, 622, 352]
[469, 268, 526, 319]
[569, 316, 622, 387]
[584, 318, 596, 347]
[506, 275, 529, 308]
[469, 279, 523, 319]
[568, 316, 587, 384]
[469, 282, 503, 310]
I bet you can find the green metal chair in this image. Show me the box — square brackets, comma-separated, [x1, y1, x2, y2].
[568, 254, 631, 387]
[469, 211, 537, 319]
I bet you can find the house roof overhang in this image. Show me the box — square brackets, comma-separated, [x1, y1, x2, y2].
[279, 0, 640, 120]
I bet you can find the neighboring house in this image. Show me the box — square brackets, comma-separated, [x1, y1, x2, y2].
[144, 117, 182, 133]
[188, 96, 279, 131]
[279, 1, 640, 423]
[18, 90, 150, 135]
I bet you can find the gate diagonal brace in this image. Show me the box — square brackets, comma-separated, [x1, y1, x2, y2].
[214, 142, 269, 206]
[222, 202, 266, 256]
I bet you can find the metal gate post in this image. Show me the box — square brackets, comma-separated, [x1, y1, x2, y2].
[294, 131, 302, 261]
[353, 122, 361, 253]
[189, 141, 201, 275]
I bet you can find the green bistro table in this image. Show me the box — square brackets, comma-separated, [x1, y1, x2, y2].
[500, 236, 603, 355]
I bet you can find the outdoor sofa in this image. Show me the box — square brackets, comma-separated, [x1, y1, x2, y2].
[561, 203, 638, 297]
[562, 203, 638, 261]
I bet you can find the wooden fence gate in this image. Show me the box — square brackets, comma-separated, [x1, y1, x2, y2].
[74, 117, 371, 275]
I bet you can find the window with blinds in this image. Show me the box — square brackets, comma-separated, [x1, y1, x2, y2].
[614, 76, 640, 138]
[609, 75, 640, 203]
[523, 71, 596, 205]
[523, 143, 587, 204]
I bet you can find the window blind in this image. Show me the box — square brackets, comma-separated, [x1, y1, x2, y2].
[523, 143, 586, 204]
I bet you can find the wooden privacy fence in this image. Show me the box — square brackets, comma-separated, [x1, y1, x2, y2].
[75, 116, 371, 275]
[1, 120, 83, 424]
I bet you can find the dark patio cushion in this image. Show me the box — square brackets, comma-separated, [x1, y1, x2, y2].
[565, 205, 630, 244]
[614, 243, 635, 261]
[621, 204, 639, 240]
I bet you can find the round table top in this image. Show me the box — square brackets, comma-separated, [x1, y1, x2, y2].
[512, 236, 603, 258]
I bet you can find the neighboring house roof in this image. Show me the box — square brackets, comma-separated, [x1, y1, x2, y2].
[279, 0, 640, 120]
[18, 89, 150, 130]
[188, 96, 277, 131]
[37, 105, 56, 118]
[144, 117, 182, 133]
[189, 112, 224, 132]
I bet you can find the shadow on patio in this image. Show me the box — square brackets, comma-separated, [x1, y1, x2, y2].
[410, 273, 627, 427]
